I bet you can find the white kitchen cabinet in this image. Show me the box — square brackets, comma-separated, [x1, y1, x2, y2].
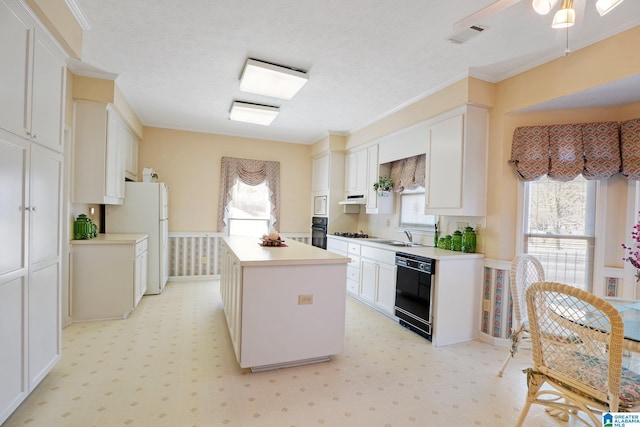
[359, 246, 396, 316]
[71, 234, 148, 321]
[344, 148, 367, 196]
[365, 144, 393, 214]
[312, 153, 330, 193]
[0, 130, 63, 424]
[327, 237, 359, 294]
[0, 0, 65, 153]
[73, 101, 128, 204]
[424, 105, 488, 216]
[123, 125, 139, 181]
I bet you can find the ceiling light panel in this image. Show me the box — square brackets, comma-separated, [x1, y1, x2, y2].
[239, 59, 308, 100]
[229, 101, 279, 126]
[596, 0, 625, 16]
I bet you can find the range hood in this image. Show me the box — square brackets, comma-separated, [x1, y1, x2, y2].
[338, 195, 366, 205]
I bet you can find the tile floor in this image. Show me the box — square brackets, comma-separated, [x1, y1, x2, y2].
[3, 280, 635, 427]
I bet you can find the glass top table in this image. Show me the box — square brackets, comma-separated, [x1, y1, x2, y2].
[604, 298, 640, 352]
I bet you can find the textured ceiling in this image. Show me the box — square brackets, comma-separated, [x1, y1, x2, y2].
[73, 0, 640, 144]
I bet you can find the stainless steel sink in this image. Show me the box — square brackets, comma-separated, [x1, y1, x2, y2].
[374, 240, 426, 248]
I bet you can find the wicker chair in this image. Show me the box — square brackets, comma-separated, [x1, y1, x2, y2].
[516, 281, 640, 426]
[497, 254, 545, 377]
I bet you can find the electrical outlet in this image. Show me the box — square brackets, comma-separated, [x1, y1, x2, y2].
[201, 256, 207, 264]
[456, 221, 468, 230]
[298, 294, 313, 305]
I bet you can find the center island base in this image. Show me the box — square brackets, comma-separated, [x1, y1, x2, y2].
[220, 237, 351, 371]
[250, 356, 331, 373]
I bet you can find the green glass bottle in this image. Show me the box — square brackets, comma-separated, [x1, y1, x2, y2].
[462, 226, 476, 253]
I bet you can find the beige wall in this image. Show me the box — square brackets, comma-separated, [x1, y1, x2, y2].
[139, 127, 312, 233]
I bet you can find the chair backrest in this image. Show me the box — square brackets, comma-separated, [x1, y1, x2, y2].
[509, 254, 545, 328]
[526, 281, 625, 409]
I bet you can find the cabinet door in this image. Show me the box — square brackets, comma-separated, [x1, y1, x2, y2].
[29, 144, 62, 266]
[0, 277, 28, 424]
[134, 250, 147, 306]
[360, 258, 377, 305]
[375, 262, 396, 315]
[0, 133, 28, 278]
[312, 153, 330, 192]
[425, 114, 463, 209]
[28, 144, 62, 388]
[0, 0, 31, 138]
[344, 152, 357, 192]
[355, 149, 368, 195]
[30, 29, 64, 152]
[105, 111, 124, 200]
[366, 145, 379, 209]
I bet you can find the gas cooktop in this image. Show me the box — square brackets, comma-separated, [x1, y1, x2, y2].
[333, 232, 370, 238]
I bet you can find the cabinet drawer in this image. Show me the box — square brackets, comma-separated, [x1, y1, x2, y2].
[361, 246, 395, 264]
[348, 255, 360, 268]
[326, 238, 347, 254]
[135, 239, 148, 256]
[348, 243, 361, 256]
[346, 278, 358, 295]
[347, 265, 360, 282]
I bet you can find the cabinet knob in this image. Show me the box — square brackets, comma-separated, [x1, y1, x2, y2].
[26, 131, 38, 140]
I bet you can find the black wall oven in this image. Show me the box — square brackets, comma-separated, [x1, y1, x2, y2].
[394, 252, 435, 341]
[311, 216, 328, 249]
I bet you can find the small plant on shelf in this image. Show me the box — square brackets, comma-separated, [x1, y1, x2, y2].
[373, 176, 393, 193]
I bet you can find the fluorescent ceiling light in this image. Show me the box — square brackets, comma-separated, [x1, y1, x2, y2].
[229, 101, 279, 126]
[596, 0, 624, 16]
[239, 59, 308, 100]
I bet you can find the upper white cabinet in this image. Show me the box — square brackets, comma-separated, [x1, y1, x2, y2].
[425, 105, 488, 216]
[123, 125, 139, 182]
[312, 153, 330, 193]
[73, 101, 130, 204]
[0, 0, 65, 153]
[344, 148, 367, 196]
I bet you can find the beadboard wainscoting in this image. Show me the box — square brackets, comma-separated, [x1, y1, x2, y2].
[479, 259, 627, 347]
[168, 232, 311, 279]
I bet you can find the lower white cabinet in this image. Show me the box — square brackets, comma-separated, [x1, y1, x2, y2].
[360, 246, 396, 316]
[71, 234, 148, 321]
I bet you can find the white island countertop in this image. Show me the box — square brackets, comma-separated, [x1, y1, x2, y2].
[224, 236, 350, 266]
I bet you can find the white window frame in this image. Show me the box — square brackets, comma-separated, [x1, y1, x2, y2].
[226, 179, 272, 237]
[398, 187, 437, 231]
[519, 175, 597, 291]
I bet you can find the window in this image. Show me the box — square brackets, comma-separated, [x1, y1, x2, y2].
[524, 175, 596, 290]
[399, 186, 437, 228]
[227, 179, 271, 237]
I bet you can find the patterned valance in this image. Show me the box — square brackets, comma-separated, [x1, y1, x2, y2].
[217, 156, 280, 231]
[389, 154, 426, 192]
[508, 119, 638, 181]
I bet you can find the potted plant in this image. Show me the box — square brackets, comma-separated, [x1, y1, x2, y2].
[373, 176, 393, 194]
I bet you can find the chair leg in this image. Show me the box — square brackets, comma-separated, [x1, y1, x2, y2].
[498, 329, 521, 377]
[497, 351, 513, 377]
[515, 401, 532, 427]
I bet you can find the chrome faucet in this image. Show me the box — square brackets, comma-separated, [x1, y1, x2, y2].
[404, 230, 413, 243]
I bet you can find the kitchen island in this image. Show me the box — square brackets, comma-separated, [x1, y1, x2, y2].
[220, 236, 350, 372]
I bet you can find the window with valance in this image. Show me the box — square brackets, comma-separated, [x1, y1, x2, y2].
[218, 156, 280, 232]
[389, 154, 426, 192]
[509, 118, 640, 181]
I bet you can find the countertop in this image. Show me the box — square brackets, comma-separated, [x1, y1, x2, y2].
[71, 233, 148, 245]
[224, 236, 350, 266]
[327, 235, 483, 260]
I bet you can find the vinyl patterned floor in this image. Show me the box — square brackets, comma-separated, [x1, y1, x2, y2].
[3, 280, 637, 427]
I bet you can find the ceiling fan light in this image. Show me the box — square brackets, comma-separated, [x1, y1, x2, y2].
[596, 0, 624, 16]
[551, 0, 575, 28]
[532, 0, 558, 15]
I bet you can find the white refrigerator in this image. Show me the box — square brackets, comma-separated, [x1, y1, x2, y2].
[106, 182, 169, 295]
